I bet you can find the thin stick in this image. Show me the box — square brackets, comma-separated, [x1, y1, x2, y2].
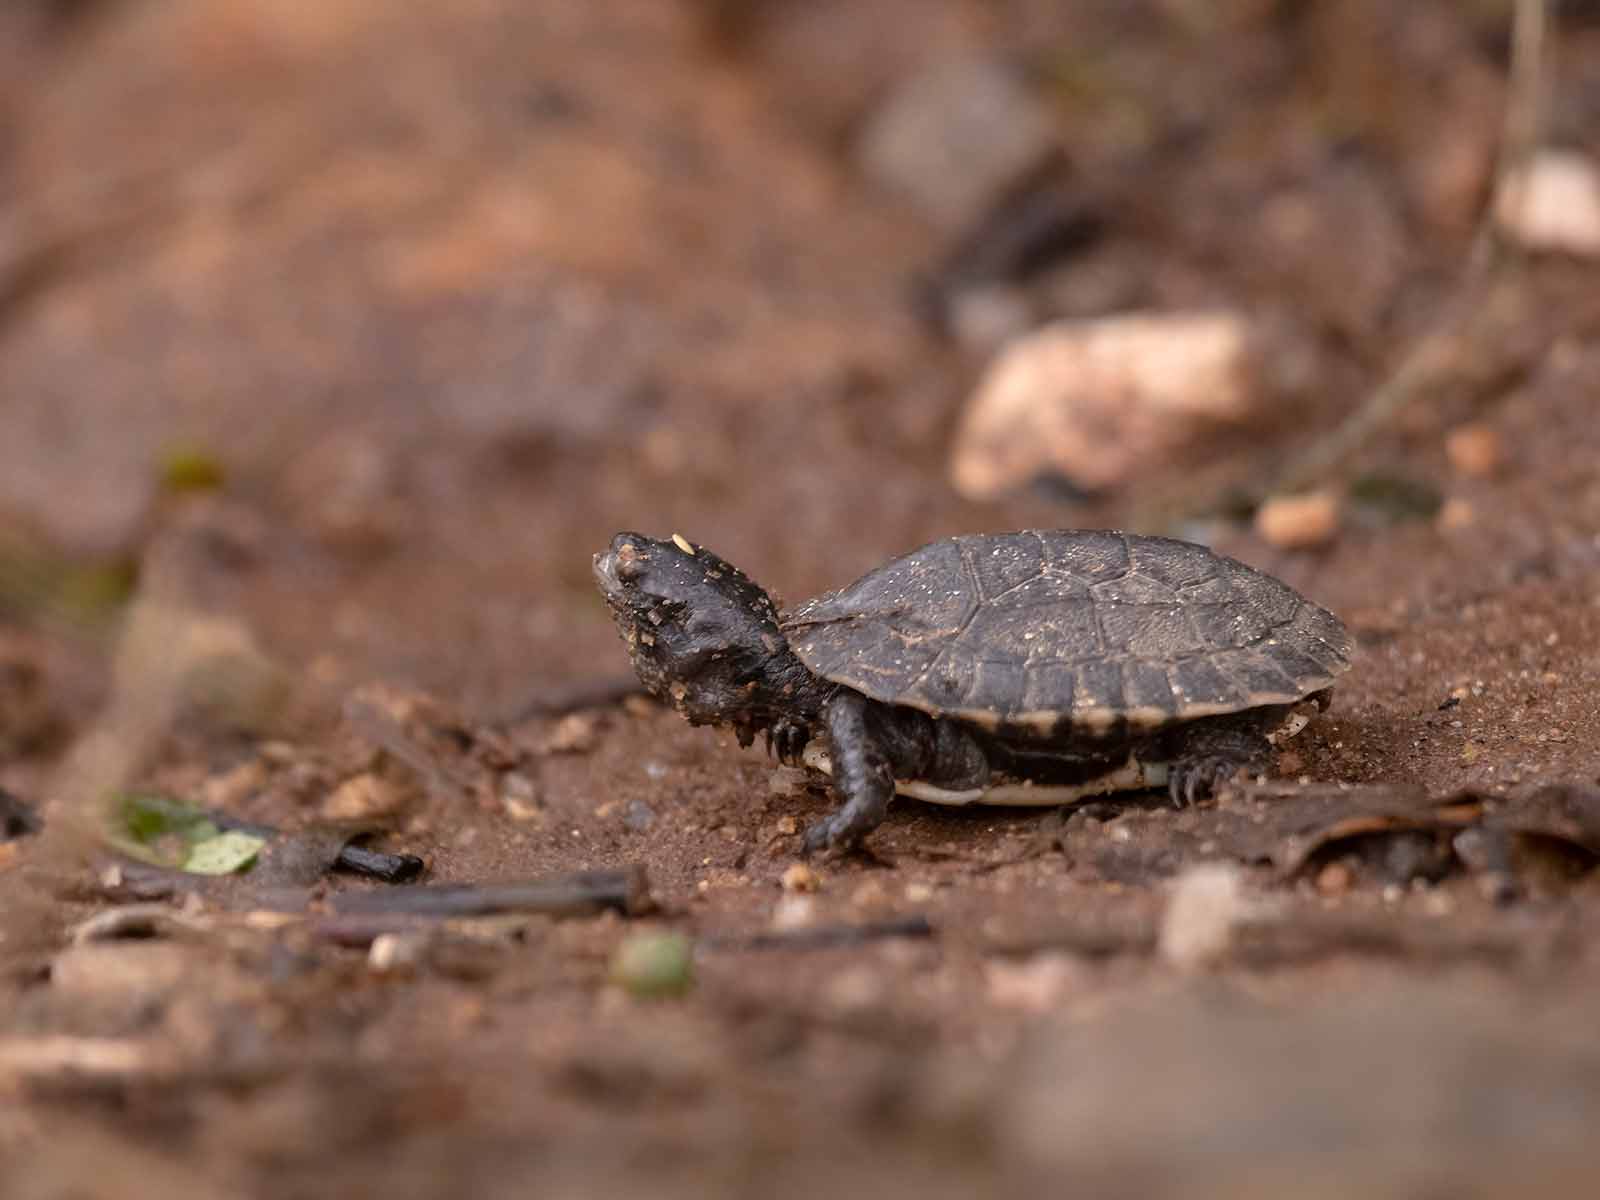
[327, 866, 653, 919]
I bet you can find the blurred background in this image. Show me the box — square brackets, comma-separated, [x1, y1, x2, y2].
[2, 0, 1595, 721]
[4, 2, 1600, 1196]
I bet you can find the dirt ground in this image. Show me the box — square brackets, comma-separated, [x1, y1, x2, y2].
[3, 3, 1600, 1197]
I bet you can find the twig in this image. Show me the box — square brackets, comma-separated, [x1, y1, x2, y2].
[331, 843, 426, 883]
[1272, 0, 1550, 495]
[327, 866, 653, 919]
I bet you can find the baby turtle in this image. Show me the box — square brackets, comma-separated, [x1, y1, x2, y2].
[595, 530, 1353, 852]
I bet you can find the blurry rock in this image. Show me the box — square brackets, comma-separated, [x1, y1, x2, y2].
[781, 862, 821, 893]
[368, 932, 429, 975]
[1315, 861, 1353, 896]
[1436, 497, 1476, 532]
[1495, 151, 1600, 257]
[500, 772, 540, 822]
[1444, 423, 1502, 478]
[857, 57, 1058, 231]
[771, 892, 817, 931]
[951, 312, 1260, 498]
[1157, 864, 1250, 970]
[322, 772, 401, 822]
[985, 954, 1081, 1013]
[544, 713, 598, 755]
[1255, 491, 1341, 550]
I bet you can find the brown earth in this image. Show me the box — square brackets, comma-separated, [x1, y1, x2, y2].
[3, 3, 1600, 1197]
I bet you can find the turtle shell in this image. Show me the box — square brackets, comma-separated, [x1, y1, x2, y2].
[782, 530, 1353, 734]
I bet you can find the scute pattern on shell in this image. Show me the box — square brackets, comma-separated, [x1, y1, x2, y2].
[782, 531, 1353, 732]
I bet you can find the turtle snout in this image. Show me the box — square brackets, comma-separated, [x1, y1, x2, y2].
[593, 548, 623, 597]
[595, 535, 654, 599]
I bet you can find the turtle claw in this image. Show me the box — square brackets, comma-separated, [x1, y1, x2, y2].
[1167, 756, 1243, 808]
[769, 717, 810, 767]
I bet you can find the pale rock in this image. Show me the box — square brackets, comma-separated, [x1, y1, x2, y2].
[322, 772, 400, 822]
[1443, 423, 1502, 478]
[951, 312, 1259, 498]
[1157, 863, 1250, 970]
[1495, 150, 1600, 256]
[771, 893, 817, 932]
[1255, 490, 1341, 550]
[780, 862, 820, 893]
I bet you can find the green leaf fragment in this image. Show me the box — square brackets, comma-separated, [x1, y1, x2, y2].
[183, 830, 265, 875]
[112, 792, 262, 873]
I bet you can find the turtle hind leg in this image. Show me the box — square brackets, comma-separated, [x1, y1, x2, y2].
[1166, 721, 1273, 807]
[803, 691, 894, 854]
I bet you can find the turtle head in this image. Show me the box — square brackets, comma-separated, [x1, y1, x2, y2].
[594, 532, 817, 736]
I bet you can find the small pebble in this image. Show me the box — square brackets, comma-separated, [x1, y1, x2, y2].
[608, 932, 694, 998]
[1316, 861, 1353, 896]
[775, 815, 799, 836]
[545, 713, 598, 754]
[781, 863, 820, 893]
[771, 893, 817, 931]
[904, 881, 935, 904]
[1255, 490, 1340, 550]
[768, 768, 809, 797]
[501, 772, 540, 821]
[1495, 150, 1600, 256]
[1436, 498, 1476, 532]
[369, 932, 429, 974]
[323, 772, 401, 822]
[1444, 424, 1502, 478]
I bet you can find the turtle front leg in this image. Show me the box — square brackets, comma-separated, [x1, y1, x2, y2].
[1166, 721, 1272, 807]
[803, 691, 894, 853]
